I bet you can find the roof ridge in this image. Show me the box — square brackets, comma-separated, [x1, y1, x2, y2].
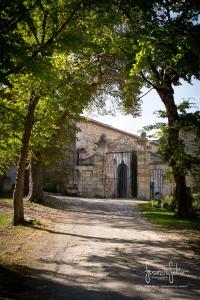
[80, 116, 158, 145]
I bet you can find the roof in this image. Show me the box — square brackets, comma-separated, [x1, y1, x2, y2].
[81, 117, 158, 146]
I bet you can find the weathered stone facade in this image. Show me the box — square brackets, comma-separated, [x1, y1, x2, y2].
[181, 130, 200, 193]
[70, 119, 172, 199]
[42, 137, 77, 194]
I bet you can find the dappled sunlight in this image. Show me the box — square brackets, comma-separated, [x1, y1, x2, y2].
[0, 195, 199, 299]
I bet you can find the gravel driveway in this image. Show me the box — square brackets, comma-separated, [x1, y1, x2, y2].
[1, 196, 200, 299]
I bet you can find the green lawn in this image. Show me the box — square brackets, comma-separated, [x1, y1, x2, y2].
[0, 213, 12, 226]
[139, 202, 200, 231]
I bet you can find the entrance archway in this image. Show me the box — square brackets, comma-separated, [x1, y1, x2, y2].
[117, 160, 128, 198]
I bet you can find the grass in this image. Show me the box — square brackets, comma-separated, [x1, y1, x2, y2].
[0, 199, 48, 268]
[0, 213, 12, 226]
[0, 197, 13, 206]
[0, 198, 46, 229]
[139, 202, 200, 231]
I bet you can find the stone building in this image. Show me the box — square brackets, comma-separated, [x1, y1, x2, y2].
[44, 118, 173, 200]
[1, 118, 198, 199]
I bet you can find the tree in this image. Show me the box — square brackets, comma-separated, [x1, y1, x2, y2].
[0, 0, 104, 224]
[145, 101, 200, 209]
[0, 0, 86, 86]
[2, 0, 200, 222]
[27, 52, 101, 202]
[87, 0, 200, 218]
[1, 46, 103, 222]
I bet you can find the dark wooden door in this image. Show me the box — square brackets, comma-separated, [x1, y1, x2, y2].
[117, 161, 128, 198]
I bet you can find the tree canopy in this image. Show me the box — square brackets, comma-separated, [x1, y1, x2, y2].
[1, 0, 200, 221]
[83, 0, 200, 218]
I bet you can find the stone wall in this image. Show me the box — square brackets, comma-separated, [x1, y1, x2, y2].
[43, 139, 77, 194]
[77, 119, 157, 156]
[181, 130, 200, 192]
[76, 121, 168, 200]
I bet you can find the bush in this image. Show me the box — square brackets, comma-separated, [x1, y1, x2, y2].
[161, 195, 176, 211]
[43, 180, 58, 193]
[192, 193, 200, 211]
[151, 199, 162, 208]
[192, 193, 200, 202]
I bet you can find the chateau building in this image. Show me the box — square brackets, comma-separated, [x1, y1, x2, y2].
[44, 118, 173, 199]
[1, 118, 199, 199]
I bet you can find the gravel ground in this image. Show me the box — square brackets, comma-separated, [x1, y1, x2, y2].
[0, 196, 199, 300]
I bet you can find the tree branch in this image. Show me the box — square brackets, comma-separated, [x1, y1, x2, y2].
[163, 0, 172, 22]
[141, 72, 155, 87]
[149, 60, 161, 82]
[112, 0, 136, 28]
[3, 0, 84, 77]
[41, 0, 84, 49]
[27, 20, 40, 46]
[118, 46, 129, 58]
[138, 87, 154, 100]
[41, 11, 48, 44]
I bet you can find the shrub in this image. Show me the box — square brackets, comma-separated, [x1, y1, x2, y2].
[192, 193, 200, 202]
[161, 195, 176, 211]
[151, 199, 162, 208]
[192, 193, 200, 211]
[43, 180, 58, 193]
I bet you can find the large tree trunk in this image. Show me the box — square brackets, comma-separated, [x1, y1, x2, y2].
[157, 86, 194, 218]
[27, 159, 43, 203]
[173, 173, 194, 218]
[13, 95, 40, 225]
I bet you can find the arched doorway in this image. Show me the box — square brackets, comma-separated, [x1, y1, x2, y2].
[117, 160, 128, 198]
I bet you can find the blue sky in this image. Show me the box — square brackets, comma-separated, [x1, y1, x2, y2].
[89, 79, 200, 136]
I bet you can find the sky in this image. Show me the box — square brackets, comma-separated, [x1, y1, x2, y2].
[87, 79, 200, 136]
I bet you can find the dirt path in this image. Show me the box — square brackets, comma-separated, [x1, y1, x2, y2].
[0, 196, 200, 299]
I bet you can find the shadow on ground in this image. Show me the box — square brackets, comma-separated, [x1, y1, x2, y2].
[1, 196, 200, 299]
[0, 264, 137, 300]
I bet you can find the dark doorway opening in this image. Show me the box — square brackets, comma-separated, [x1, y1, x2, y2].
[117, 161, 128, 198]
[104, 151, 137, 198]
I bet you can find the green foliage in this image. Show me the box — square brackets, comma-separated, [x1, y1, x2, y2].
[89, 0, 200, 111]
[158, 109, 200, 175]
[0, 213, 11, 225]
[193, 193, 200, 202]
[193, 193, 200, 211]
[43, 179, 63, 193]
[150, 199, 162, 208]
[143, 101, 200, 176]
[43, 180, 58, 193]
[0, 93, 23, 173]
[0, 0, 89, 86]
[27, 51, 100, 164]
[139, 202, 200, 230]
[151, 195, 176, 211]
[1, 1, 200, 208]
[161, 195, 176, 211]
[0, 1, 111, 174]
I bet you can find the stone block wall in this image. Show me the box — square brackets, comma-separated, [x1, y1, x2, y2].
[181, 130, 200, 192]
[74, 120, 165, 200]
[43, 139, 77, 194]
[77, 119, 157, 157]
[137, 150, 150, 200]
[76, 166, 94, 197]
